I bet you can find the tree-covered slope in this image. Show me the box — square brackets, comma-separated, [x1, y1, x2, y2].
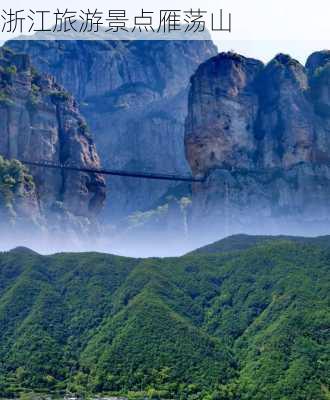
[0, 238, 329, 399]
[189, 234, 330, 255]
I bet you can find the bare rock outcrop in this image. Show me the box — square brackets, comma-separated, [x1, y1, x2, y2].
[0, 47, 105, 232]
[185, 53, 263, 174]
[185, 51, 330, 241]
[9, 40, 217, 219]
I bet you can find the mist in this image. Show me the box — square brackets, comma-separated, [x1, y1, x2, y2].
[1, 214, 329, 258]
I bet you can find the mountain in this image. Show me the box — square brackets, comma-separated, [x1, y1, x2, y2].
[185, 51, 330, 243]
[8, 40, 217, 220]
[188, 233, 330, 255]
[0, 46, 105, 236]
[0, 236, 329, 399]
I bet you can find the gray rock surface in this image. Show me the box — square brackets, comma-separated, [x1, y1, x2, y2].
[0, 47, 105, 233]
[185, 52, 263, 174]
[9, 40, 217, 219]
[185, 51, 330, 241]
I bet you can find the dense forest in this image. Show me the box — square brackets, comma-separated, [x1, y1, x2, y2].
[0, 235, 329, 399]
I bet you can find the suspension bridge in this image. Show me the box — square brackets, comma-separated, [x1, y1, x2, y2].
[19, 160, 206, 183]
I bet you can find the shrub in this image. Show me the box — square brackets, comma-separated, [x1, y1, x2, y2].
[50, 90, 70, 103]
[0, 90, 13, 106]
[4, 65, 17, 75]
[27, 93, 40, 110]
[78, 119, 89, 135]
[0, 156, 35, 221]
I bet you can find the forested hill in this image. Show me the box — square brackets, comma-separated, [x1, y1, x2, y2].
[188, 234, 330, 255]
[0, 236, 329, 399]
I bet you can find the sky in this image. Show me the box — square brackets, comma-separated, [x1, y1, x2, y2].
[0, 38, 328, 65]
[217, 40, 330, 65]
[0, 0, 329, 63]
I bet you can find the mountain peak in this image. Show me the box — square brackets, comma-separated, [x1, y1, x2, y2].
[9, 246, 39, 255]
[273, 52, 299, 65]
[306, 49, 330, 74]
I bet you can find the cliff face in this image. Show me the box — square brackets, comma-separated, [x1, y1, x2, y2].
[185, 53, 263, 174]
[185, 51, 330, 240]
[255, 54, 316, 168]
[9, 40, 217, 219]
[0, 47, 105, 232]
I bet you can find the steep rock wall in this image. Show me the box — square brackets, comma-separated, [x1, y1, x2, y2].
[0, 47, 105, 232]
[185, 51, 330, 241]
[9, 40, 217, 219]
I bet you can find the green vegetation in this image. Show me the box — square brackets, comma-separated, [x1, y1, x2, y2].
[0, 236, 329, 399]
[125, 196, 191, 235]
[26, 74, 43, 111]
[0, 89, 14, 107]
[49, 90, 71, 104]
[0, 156, 35, 222]
[78, 119, 89, 136]
[188, 233, 330, 255]
[4, 65, 17, 75]
[127, 203, 169, 228]
[0, 64, 18, 85]
[27, 82, 41, 110]
[27, 93, 40, 110]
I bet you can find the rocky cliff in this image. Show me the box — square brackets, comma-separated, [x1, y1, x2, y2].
[185, 51, 330, 242]
[9, 40, 217, 220]
[0, 47, 105, 235]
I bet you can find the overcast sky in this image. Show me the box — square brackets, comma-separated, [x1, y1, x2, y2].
[1, 0, 329, 64]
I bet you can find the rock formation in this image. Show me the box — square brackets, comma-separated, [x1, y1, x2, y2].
[0, 47, 105, 234]
[185, 51, 330, 242]
[185, 53, 263, 174]
[8, 40, 217, 219]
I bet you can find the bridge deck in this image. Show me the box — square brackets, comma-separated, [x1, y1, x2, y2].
[19, 160, 205, 183]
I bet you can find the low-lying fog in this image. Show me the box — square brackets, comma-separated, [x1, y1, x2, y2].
[1, 221, 328, 257]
